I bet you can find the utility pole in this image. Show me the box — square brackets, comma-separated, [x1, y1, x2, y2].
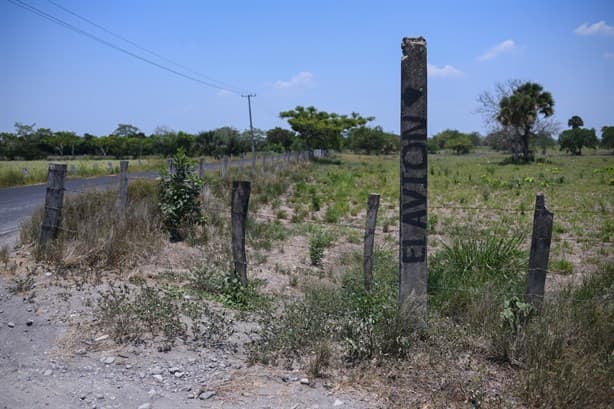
[242, 94, 256, 167]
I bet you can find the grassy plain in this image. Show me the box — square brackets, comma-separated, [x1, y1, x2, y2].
[0, 157, 167, 187]
[12, 148, 614, 408]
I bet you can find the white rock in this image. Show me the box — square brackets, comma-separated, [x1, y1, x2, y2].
[137, 404, 151, 409]
[300, 378, 310, 385]
[198, 391, 216, 400]
[334, 399, 344, 406]
[152, 374, 163, 382]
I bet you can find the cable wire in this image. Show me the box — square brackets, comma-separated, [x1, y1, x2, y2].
[45, 0, 248, 95]
[8, 0, 248, 94]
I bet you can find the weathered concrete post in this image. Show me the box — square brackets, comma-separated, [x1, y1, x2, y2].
[117, 160, 129, 211]
[231, 181, 251, 286]
[399, 37, 428, 320]
[40, 163, 67, 244]
[364, 193, 381, 291]
[199, 157, 205, 178]
[525, 193, 553, 310]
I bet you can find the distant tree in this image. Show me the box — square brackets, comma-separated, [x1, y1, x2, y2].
[266, 127, 296, 152]
[568, 115, 584, 129]
[601, 126, 614, 152]
[534, 131, 556, 155]
[346, 126, 399, 154]
[444, 134, 473, 154]
[559, 127, 598, 155]
[240, 128, 266, 152]
[112, 124, 144, 138]
[478, 80, 554, 162]
[496, 82, 554, 162]
[279, 106, 373, 150]
[431, 129, 464, 150]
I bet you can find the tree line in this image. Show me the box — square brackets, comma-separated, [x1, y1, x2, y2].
[0, 106, 402, 160]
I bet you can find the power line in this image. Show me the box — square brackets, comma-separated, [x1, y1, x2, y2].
[44, 0, 248, 95]
[7, 0, 249, 95]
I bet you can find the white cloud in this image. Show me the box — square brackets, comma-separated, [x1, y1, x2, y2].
[478, 39, 516, 61]
[604, 51, 614, 60]
[427, 63, 463, 78]
[574, 21, 614, 36]
[273, 71, 315, 89]
[216, 89, 234, 97]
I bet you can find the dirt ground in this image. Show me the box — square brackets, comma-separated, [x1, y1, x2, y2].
[0, 244, 379, 409]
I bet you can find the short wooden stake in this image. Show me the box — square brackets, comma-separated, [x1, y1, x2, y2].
[525, 193, 553, 309]
[221, 156, 228, 178]
[231, 181, 251, 286]
[364, 193, 381, 291]
[40, 163, 67, 244]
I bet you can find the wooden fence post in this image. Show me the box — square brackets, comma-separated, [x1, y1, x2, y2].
[40, 163, 67, 244]
[525, 193, 553, 309]
[399, 36, 428, 322]
[117, 160, 129, 210]
[221, 156, 228, 178]
[167, 158, 175, 175]
[364, 193, 381, 291]
[231, 181, 251, 286]
[252, 152, 257, 173]
[199, 157, 205, 178]
[261, 154, 266, 173]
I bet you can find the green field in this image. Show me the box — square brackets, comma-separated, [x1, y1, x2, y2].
[0, 157, 167, 187]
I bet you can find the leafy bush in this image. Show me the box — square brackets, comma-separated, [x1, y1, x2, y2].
[158, 148, 204, 241]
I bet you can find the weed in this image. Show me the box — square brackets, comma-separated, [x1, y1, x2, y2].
[309, 228, 335, 266]
[550, 259, 574, 274]
[9, 274, 35, 294]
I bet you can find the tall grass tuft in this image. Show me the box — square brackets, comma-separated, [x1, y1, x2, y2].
[428, 231, 527, 323]
[21, 180, 164, 272]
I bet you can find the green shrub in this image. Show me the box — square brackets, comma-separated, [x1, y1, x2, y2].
[309, 228, 335, 266]
[158, 148, 204, 241]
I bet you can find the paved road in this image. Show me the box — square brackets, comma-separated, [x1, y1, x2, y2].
[0, 159, 239, 249]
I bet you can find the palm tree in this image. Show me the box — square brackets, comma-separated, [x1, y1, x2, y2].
[497, 82, 554, 162]
[568, 115, 584, 129]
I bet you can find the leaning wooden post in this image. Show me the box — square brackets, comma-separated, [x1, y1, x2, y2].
[525, 193, 553, 310]
[199, 157, 205, 178]
[364, 193, 381, 291]
[399, 36, 428, 322]
[117, 160, 129, 210]
[40, 163, 67, 244]
[231, 181, 251, 286]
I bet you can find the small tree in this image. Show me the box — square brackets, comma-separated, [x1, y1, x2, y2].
[158, 148, 204, 241]
[559, 116, 598, 155]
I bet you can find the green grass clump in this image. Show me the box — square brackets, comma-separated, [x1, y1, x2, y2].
[428, 231, 527, 322]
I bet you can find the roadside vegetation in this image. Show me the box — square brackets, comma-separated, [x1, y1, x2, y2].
[10, 146, 613, 407]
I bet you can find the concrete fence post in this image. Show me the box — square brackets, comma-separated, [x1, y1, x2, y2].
[231, 181, 251, 286]
[525, 193, 554, 310]
[399, 36, 428, 323]
[40, 163, 67, 244]
[364, 193, 381, 291]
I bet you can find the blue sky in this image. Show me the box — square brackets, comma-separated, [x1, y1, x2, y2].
[1, 0, 613, 137]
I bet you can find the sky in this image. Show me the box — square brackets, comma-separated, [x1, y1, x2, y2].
[1, 0, 613, 138]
